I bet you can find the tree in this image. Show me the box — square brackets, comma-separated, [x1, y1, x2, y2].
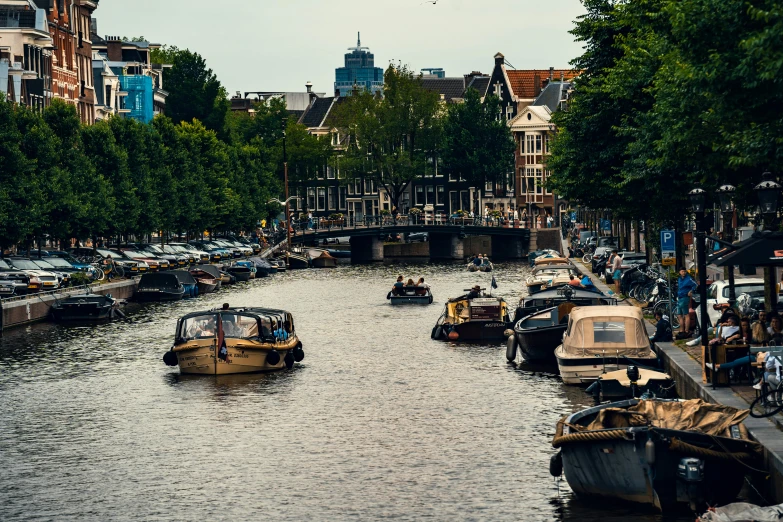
[333, 65, 441, 212]
[440, 88, 515, 187]
[160, 49, 230, 136]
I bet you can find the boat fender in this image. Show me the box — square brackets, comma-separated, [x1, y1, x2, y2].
[163, 350, 178, 367]
[503, 329, 514, 338]
[266, 349, 281, 366]
[447, 330, 459, 341]
[505, 335, 517, 362]
[431, 326, 442, 340]
[645, 438, 656, 465]
[284, 351, 295, 369]
[428, 295, 433, 304]
[549, 451, 563, 477]
[293, 346, 305, 362]
[387, 291, 392, 300]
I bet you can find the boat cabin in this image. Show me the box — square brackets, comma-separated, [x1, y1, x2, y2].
[561, 306, 650, 357]
[517, 287, 612, 317]
[446, 296, 509, 324]
[175, 308, 295, 344]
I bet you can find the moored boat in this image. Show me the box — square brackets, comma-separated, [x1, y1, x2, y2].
[189, 267, 220, 293]
[224, 264, 252, 282]
[586, 366, 675, 403]
[509, 286, 616, 363]
[50, 293, 124, 322]
[308, 248, 337, 268]
[162, 307, 305, 375]
[285, 251, 310, 269]
[135, 273, 185, 302]
[432, 291, 512, 343]
[172, 270, 199, 298]
[551, 398, 762, 512]
[554, 306, 658, 384]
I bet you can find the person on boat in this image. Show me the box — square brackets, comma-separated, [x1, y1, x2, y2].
[580, 274, 595, 289]
[473, 255, 482, 267]
[416, 277, 430, 290]
[567, 274, 582, 288]
[467, 285, 481, 299]
[406, 278, 415, 287]
[649, 310, 673, 343]
[481, 255, 491, 268]
[392, 276, 404, 296]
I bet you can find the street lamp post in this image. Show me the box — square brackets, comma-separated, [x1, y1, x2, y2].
[689, 187, 711, 384]
[716, 184, 736, 308]
[755, 172, 781, 310]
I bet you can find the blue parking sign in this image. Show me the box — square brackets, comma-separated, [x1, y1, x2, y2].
[660, 230, 676, 254]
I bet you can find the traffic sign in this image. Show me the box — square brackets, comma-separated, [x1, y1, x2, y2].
[661, 257, 676, 266]
[660, 230, 676, 255]
[600, 219, 611, 232]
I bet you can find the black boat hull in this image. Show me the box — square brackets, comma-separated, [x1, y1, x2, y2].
[515, 324, 565, 363]
[51, 306, 114, 322]
[442, 321, 511, 343]
[196, 281, 218, 294]
[226, 269, 252, 282]
[135, 290, 185, 302]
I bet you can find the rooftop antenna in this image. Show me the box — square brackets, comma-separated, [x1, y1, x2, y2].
[348, 31, 370, 52]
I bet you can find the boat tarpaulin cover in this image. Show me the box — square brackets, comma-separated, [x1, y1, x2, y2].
[580, 399, 749, 437]
[171, 270, 197, 285]
[698, 502, 783, 522]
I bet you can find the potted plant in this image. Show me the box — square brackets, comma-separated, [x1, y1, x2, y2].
[327, 213, 344, 226]
[409, 207, 422, 224]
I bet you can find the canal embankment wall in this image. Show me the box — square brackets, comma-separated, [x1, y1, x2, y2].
[565, 247, 783, 503]
[384, 236, 494, 259]
[0, 279, 137, 331]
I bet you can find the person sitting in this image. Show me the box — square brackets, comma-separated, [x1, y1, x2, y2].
[708, 315, 741, 346]
[580, 275, 595, 289]
[406, 278, 415, 287]
[768, 316, 783, 338]
[415, 277, 430, 295]
[649, 310, 673, 343]
[706, 351, 769, 388]
[567, 274, 582, 288]
[392, 275, 404, 296]
[473, 255, 482, 267]
[481, 255, 491, 267]
[467, 285, 481, 299]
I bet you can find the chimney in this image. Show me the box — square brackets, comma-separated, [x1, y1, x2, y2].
[534, 74, 541, 96]
[560, 71, 565, 82]
[106, 36, 123, 62]
[494, 52, 505, 67]
[306, 81, 316, 105]
[549, 67, 554, 81]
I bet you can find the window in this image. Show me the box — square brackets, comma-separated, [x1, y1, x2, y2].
[544, 170, 552, 195]
[426, 186, 435, 205]
[460, 191, 470, 212]
[724, 284, 763, 298]
[436, 186, 444, 205]
[355, 180, 362, 195]
[434, 157, 442, 177]
[536, 169, 543, 194]
[317, 188, 326, 211]
[338, 187, 347, 210]
[506, 105, 514, 120]
[448, 171, 457, 182]
[328, 187, 337, 210]
[485, 181, 493, 193]
[506, 172, 514, 195]
[592, 321, 626, 344]
[449, 191, 459, 214]
[347, 182, 353, 195]
[493, 82, 502, 98]
[544, 134, 551, 154]
[535, 135, 542, 153]
[327, 166, 335, 180]
[415, 186, 424, 206]
[307, 188, 316, 210]
[526, 135, 535, 154]
[317, 166, 324, 180]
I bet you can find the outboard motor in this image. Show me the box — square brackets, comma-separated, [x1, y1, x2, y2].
[626, 365, 640, 398]
[677, 457, 705, 512]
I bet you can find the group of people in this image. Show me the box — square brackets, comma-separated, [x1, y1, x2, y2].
[391, 275, 430, 295]
[567, 273, 596, 290]
[468, 255, 492, 268]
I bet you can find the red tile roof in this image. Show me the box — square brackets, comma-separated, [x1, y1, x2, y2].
[506, 69, 579, 99]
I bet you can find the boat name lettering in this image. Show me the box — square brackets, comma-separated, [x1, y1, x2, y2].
[484, 323, 505, 328]
[471, 298, 499, 305]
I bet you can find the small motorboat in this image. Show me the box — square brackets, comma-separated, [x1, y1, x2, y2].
[388, 286, 433, 305]
[284, 251, 310, 269]
[551, 398, 762, 512]
[224, 264, 252, 282]
[50, 293, 124, 323]
[528, 249, 561, 266]
[234, 260, 257, 279]
[432, 291, 512, 343]
[525, 263, 578, 290]
[171, 270, 199, 298]
[326, 248, 351, 259]
[308, 249, 337, 268]
[554, 306, 658, 384]
[135, 273, 185, 302]
[245, 257, 273, 277]
[197, 264, 233, 285]
[189, 267, 220, 293]
[467, 262, 493, 272]
[586, 366, 675, 404]
[162, 307, 305, 375]
[269, 258, 285, 272]
[509, 286, 616, 363]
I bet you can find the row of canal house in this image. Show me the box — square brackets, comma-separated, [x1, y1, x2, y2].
[230, 46, 578, 224]
[0, 0, 168, 124]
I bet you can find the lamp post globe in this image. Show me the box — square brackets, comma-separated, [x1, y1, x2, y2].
[688, 187, 707, 213]
[755, 172, 781, 217]
[715, 184, 736, 214]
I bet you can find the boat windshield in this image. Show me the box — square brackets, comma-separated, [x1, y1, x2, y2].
[593, 321, 626, 343]
[220, 313, 261, 339]
[180, 314, 218, 340]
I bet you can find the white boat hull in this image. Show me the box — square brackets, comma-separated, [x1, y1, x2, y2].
[555, 347, 659, 384]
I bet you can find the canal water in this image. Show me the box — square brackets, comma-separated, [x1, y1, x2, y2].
[0, 263, 692, 521]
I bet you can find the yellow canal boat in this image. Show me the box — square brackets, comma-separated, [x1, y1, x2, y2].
[163, 307, 304, 375]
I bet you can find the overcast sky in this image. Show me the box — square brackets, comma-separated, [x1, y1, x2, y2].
[95, 0, 586, 96]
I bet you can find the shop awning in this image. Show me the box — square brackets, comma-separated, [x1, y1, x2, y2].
[711, 230, 783, 267]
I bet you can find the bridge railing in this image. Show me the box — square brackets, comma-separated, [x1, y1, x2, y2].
[288, 214, 526, 236]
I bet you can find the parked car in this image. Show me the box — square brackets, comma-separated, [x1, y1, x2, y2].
[71, 247, 148, 274]
[605, 251, 647, 282]
[189, 241, 227, 262]
[406, 232, 429, 243]
[4, 257, 61, 289]
[29, 258, 77, 287]
[45, 251, 93, 271]
[135, 243, 188, 268]
[0, 259, 36, 295]
[703, 278, 764, 326]
[113, 249, 166, 271]
[168, 243, 210, 264]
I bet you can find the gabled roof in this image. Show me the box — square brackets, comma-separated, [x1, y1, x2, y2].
[421, 77, 466, 102]
[298, 97, 335, 128]
[533, 81, 572, 112]
[508, 105, 553, 130]
[466, 76, 490, 97]
[506, 69, 579, 99]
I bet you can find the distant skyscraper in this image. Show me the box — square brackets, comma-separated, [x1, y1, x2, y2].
[334, 33, 384, 97]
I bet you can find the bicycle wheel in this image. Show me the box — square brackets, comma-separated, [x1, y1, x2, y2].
[114, 266, 125, 278]
[582, 254, 592, 264]
[654, 301, 680, 329]
[750, 388, 783, 418]
[93, 267, 105, 282]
